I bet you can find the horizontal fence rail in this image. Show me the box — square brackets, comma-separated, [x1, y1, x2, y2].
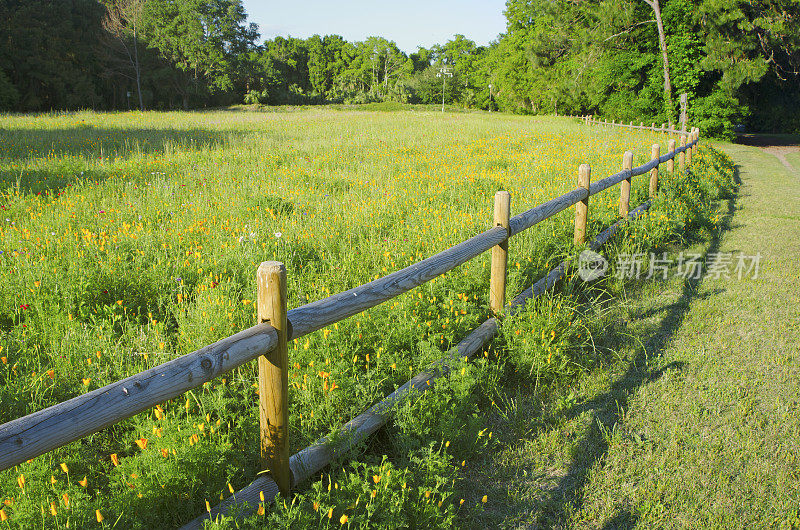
[0, 325, 279, 471]
[582, 114, 693, 136]
[0, 120, 702, 523]
[509, 187, 588, 237]
[184, 187, 662, 529]
[285, 226, 508, 340]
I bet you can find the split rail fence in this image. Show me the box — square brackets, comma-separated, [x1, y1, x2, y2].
[0, 118, 701, 526]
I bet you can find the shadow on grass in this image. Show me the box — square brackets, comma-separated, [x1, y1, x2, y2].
[736, 133, 800, 147]
[456, 162, 741, 527]
[600, 508, 639, 530]
[0, 127, 237, 161]
[531, 165, 740, 527]
[0, 127, 240, 196]
[0, 166, 108, 197]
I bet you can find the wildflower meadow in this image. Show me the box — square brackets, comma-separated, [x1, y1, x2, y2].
[0, 108, 734, 528]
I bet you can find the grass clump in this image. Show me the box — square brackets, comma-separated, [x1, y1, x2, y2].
[207, 450, 460, 529]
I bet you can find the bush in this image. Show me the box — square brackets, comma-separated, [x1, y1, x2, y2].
[243, 90, 268, 105]
[691, 90, 744, 140]
[359, 101, 406, 112]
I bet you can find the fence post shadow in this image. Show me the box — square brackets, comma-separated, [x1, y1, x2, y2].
[535, 164, 740, 526]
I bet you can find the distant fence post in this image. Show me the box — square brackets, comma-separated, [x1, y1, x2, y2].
[257, 261, 291, 496]
[490, 191, 511, 316]
[680, 135, 687, 172]
[619, 151, 633, 217]
[668, 139, 676, 174]
[649, 144, 660, 198]
[574, 164, 591, 245]
[687, 131, 694, 166]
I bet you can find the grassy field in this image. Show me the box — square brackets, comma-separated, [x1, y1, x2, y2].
[787, 151, 800, 172]
[0, 108, 730, 528]
[567, 142, 800, 528]
[452, 139, 800, 529]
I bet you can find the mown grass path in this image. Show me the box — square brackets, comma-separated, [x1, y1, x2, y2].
[457, 140, 800, 529]
[572, 140, 800, 527]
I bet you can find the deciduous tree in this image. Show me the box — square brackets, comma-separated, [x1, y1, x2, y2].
[101, 0, 146, 110]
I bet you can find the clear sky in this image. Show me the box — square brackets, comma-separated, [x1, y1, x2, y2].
[241, 0, 508, 54]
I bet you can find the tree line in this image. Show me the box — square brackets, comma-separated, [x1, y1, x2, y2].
[0, 0, 798, 137]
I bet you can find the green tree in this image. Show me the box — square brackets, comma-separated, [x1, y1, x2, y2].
[101, 0, 147, 110]
[0, 0, 105, 111]
[410, 47, 433, 72]
[494, 0, 800, 136]
[305, 35, 355, 99]
[0, 70, 19, 111]
[262, 36, 312, 100]
[643, 0, 675, 126]
[142, 0, 258, 108]
[431, 35, 483, 104]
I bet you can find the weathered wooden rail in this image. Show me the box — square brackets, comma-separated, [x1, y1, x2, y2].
[583, 114, 695, 136]
[182, 196, 658, 529]
[0, 118, 700, 526]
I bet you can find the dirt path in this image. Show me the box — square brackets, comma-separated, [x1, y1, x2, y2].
[572, 141, 800, 527]
[737, 133, 800, 174]
[762, 146, 799, 173]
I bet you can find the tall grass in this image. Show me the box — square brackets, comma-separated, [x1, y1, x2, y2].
[0, 109, 722, 528]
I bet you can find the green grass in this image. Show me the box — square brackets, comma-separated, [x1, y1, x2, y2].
[230, 102, 477, 114]
[200, 145, 735, 528]
[783, 150, 800, 174]
[0, 109, 731, 528]
[576, 142, 800, 528]
[450, 140, 800, 529]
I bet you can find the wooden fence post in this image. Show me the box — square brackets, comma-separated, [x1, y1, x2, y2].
[662, 123, 667, 133]
[687, 131, 694, 166]
[668, 139, 676, 174]
[490, 191, 511, 316]
[679, 135, 687, 172]
[574, 164, 591, 245]
[620, 151, 633, 218]
[649, 144, 660, 198]
[257, 261, 291, 496]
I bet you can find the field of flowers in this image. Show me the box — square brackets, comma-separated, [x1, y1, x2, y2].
[0, 108, 715, 528]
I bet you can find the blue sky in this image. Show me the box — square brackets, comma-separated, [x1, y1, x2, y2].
[241, 0, 508, 54]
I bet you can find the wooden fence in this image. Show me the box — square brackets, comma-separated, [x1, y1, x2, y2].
[0, 118, 700, 526]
